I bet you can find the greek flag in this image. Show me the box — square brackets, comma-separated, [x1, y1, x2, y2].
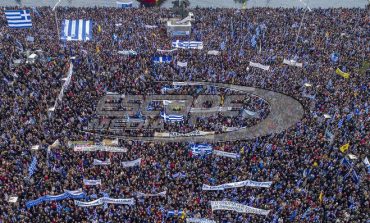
[338, 118, 344, 128]
[117, 1, 133, 8]
[341, 157, 352, 169]
[190, 144, 213, 156]
[28, 156, 37, 178]
[251, 35, 257, 48]
[160, 111, 184, 122]
[166, 210, 184, 218]
[172, 40, 203, 50]
[5, 10, 32, 28]
[61, 19, 93, 41]
[153, 56, 172, 63]
[351, 170, 360, 184]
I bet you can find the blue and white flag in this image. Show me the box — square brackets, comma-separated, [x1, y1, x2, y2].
[363, 157, 370, 174]
[117, 1, 133, 8]
[160, 111, 184, 122]
[190, 144, 213, 156]
[330, 52, 339, 63]
[351, 170, 360, 184]
[93, 159, 111, 166]
[172, 40, 203, 50]
[5, 10, 32, 28]
[203, 180, 272, 190]
[161, 85, 180, 93]
[341, 157, 352, 169]
[186, 218, 216, 223]
[251, 35, 257, 48]
[153, 56, 172, 63]
[26, 189, 86, 209]
[28, 156, 37, 178]
[83, 179, 102, 186]
[338, 118, 344, 128]
[61, 19, 93, 41]
[166, 210, 184, 218]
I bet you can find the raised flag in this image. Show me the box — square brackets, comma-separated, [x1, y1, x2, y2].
[177, 61, 188, 67]
[336, 68, 350, 79]
[190, 144, 213, 157]
[283, 59, 303, 68]
[61, 19, 93, 41]
[339, 143, 349, 153]
[117, 1, 133, 8]
[5, 10, 32, 28]
[363, 157, 370, 173]
[319, 191, 324, 203]
[160, 111, 184, 122]
[153, 56, 172, 63]
[172, 40, 203, 50]
[207, 50, 220, 56]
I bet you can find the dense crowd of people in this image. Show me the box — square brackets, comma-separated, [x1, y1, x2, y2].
[0, 5, 369, 223]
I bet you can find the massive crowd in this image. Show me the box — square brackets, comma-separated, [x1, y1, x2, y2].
[0, 5, 369, 223]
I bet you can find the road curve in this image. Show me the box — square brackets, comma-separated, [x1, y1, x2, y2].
[87, 82, 304, 142]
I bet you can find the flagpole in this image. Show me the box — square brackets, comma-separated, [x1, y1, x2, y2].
[293, 0, 311, 54]
[53, 0, 62, 40]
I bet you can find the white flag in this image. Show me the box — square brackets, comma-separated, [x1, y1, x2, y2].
[283, 59, 303, 68]
[207, 50, 220, 56]
[177, 61, 188, 67]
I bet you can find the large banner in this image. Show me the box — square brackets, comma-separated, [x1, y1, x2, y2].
[283, 59, 303, 68]
[102, 138, 119, 146]
[155, 130, 215, 138]
[83, 179, 102, 186]
[122, 158, 141, 168]
[213, 150, 240, 159]
[203, 180, 272, 190]
[75, 197, 135, 207]
[186, 218, 216, 223]
[26, 189, 85, 208]
[249, 61, 270, 71]
[135, 191, 167, 198]
[67, 140, 94, 148]
[74, 145, 128, 152]
[210, 201, 270, 216]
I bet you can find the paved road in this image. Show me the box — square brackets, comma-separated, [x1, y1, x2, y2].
[89, 82, 304, 142]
